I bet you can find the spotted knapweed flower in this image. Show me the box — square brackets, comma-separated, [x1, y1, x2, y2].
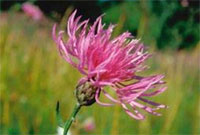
[52, 10, 167, 120]
[22, 2, 43, 21]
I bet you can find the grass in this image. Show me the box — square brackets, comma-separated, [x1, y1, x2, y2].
[0, 11, 199, 135]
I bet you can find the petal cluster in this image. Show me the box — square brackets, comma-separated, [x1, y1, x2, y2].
[22, 2, 43, 21]
[53, 10, 167, 120]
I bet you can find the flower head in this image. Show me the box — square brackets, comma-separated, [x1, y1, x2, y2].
[82, 117, 95, 132]
[22, 2, 43, 21]
[52, 10, 167, 120]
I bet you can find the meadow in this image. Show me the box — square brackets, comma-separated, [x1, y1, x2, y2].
[0, 11, 199, 135]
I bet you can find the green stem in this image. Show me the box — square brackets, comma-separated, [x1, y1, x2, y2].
[63, 103, 81, 135]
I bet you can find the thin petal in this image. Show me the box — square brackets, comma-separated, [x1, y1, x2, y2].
[95, 89, 114, 106]
[102, 89, 120, 103]
[138, 97, 168, 109]
[141, 87, 167, 97]
[121, 103, 145, 120]
[130, 101, 161, 116]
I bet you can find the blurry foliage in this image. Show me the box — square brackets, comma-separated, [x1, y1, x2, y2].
[99, 0, 200, 50]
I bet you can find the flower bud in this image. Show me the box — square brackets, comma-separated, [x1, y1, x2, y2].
[75, 80, 98, 106]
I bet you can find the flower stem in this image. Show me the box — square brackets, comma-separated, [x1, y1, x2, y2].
[63, 103, 81, 135]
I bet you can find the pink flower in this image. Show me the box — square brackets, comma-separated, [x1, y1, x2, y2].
[52, 10, 167, 120]
[22, 2, 43, 21]
[82, 117, 95, 132]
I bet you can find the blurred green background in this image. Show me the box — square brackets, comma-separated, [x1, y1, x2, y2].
[0, 0, 200, 135]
